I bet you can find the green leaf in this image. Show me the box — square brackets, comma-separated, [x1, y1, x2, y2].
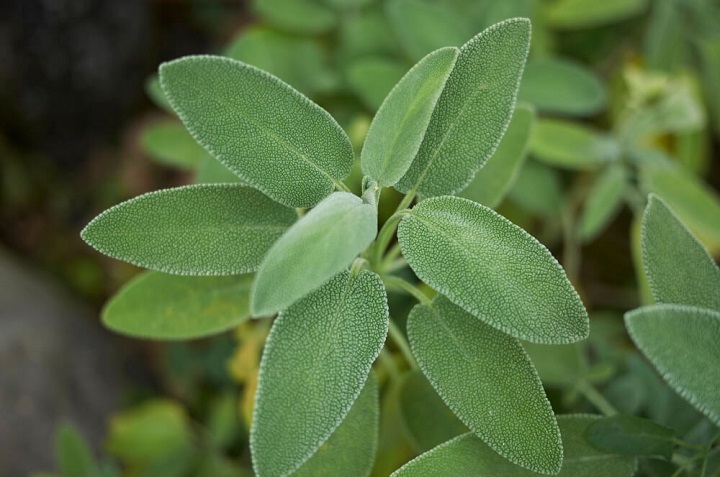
[407, 296, 562, 474]
[250, 270, 388, 477]
[644, 0, 689, 72]
[194, 157, 244, 184]
[544, 0, 648, 29]
[345, 57, 408, 111]
[385, 0, 473, 61]
[398, 196, 589, 343]
[292, 375, 379, 477]
[145, 75, 173, 113]
[578, 164, 628, 242]
[522, 342, 586, 387]
[338, 8, 399, 60]
[160, 56, 354, 208]
[56, 423, 99, 477]
[460, 104, 534, 208]
[361, 47, 459, 187]
[396, 18, 531, 198]
[642, 194, 720, 311]
[253, 0, 337, 34]
[391, 415, 636, 477]
[251, 192, 376, 316]
[399, 370, 468, 453]
[531, 119, 620, 170]
[625, 304, 720, 427]
[81, 184, 297, 276]
[585, 415, 675, 459]
[102, 271, 252, 340]
[518, 58, 606, 116]
[507, 160, 563, 218]
[640, 161, 720, 254]
[141, 120, 209, 170]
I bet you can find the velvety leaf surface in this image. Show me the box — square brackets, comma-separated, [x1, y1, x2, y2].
[56, 423, 99, 477]
[293, 376, 379, 477]
[544, 0, 648, 29]
[396, 18, 531, 198]
[103, 271, 252, 340]
[362, 47, 458, 187]
[399, 370, 468, 452]
[625, 304, 720, 426]
[391, 415, 636, 477]
[345, 57, 408, 111]
[460, 104, 534, 208]
[585, 415, 675, 459]
[251, 270, 388, 477]
[253, 0, 337, 34]
[407, 296, 562, 474]
[398, 196, 589, 343]
[642, 194, 720, 311]
[578, 164, 628, 242]
[81, 184, 297, 276]
[531, 119, 619, 170]
[518, 58, 606, 116]
[142, 120, 209, 169]
[160, 56, 353, 208]
[251, 192, 377, 316]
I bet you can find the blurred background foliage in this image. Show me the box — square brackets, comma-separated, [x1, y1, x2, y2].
[1, 0, 720, 475]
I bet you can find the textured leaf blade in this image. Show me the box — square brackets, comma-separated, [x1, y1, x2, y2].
[251, 192, 377, 316]
[142, 120, 210, 170]
[585, 415, 675, 459]
[81, 185, 297, 276]
[407, 296, 562, 474]
[518, 57, 606, 116]
[396, 18, 531, 198]
[531, 119, 620, 170]
[251, 270, 388, 477]
[103, 272, 252, 340]
[391, 415, 636, 477]
[160, 56, 353, 208]
[642, 194, 720, 311]
[398, 196, 589, 343]
[292, 375, 379, 477]
[362, 47, 459, 187]
[578, 164, 628, 242]
[399, 370, 468, 453]
[625, 304, 720, 426]
[460, 104, 535, 208]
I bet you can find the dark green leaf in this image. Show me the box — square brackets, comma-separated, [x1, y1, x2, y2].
[585, 415, 675, 459]
[56, 423, 99, 477]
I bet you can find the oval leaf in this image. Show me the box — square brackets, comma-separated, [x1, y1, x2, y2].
[81, 184, 297, 276]
[396, 18, 531, 198]
[142, 120, 210, 170]
[292, 375, 379, 477]
[160, 56, 353, 208]
[250, 270, 388, 477]
[103, 271, 252, 340]
[391, 415, 636, 477]
[361, 47, 459, 187]
[578, 164, 628, 242]
[460, 104, 535, 208]
[642, 194, 720, 311]
[407, 296, 562, 474]
[398, 196, 589, 343]
[625, 304, 720, 427]
[518, 58, 606, 116]
[531, 119, 620, 170]
[585, 415, 675, 459]
[251, 192, 377, 316]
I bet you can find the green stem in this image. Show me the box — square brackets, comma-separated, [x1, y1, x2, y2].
[383, 256, 407, 275]
[700, 431, 720, 477]
[383, 275, 432, 306]
[373, 210, 409, 270]
[673, 438, 706, 451]
[394, 189, 416, 214]
[577, 382, 618, 416]
[335, 180, 352, 193]
[377, 348, 401, 381]
[561, 204, 581, 285]
[388, 318, 418, 370]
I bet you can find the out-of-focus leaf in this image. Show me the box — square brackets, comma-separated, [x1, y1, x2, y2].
[251, 270, 388, 477]
[141, 120, 209, 170]
[81, 185, 297, 276]
[644, 0, 689, 72]
[251, 192, 376, 316]
[460, 104, 535, 208]
[518, 58, 606, 116]
[399, 196, 589, 344]
[293, 376, 379, 477]
[585, 415, 675, 459]
[391, 415, 636, 477]
[399, 370, 467, 452]
[346, 58, 408, 111]
[522, 342, 586, 387]
[103, 272, 252, 340]
[408, 296, 562, 474]
[160, 56, 354, 208]
[253, 0, 337, 34]
[544, 0, 649, 29]
[531, 119, 620, 170]
[371, 377, 416, 477]
[145, 75, 173, 113]
[578, 165, 628, 242]
[339, 8, 399, 60]
[194, 157, 243, 184]
[55, 423, 99, 477]
[507, 160, 563, 218]
[625, 304, 720, 427]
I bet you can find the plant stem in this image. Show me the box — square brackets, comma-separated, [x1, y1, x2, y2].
[335, 180, 352, 193]
[388, 318, 418, 370]
[577, 382, 618, 416]
[373, 210, 409, 270]
[382, 275, 432, 306]
[700, 431, 720, 477]
[394, 189, 416, 214]
[377, 348, 401, 381]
